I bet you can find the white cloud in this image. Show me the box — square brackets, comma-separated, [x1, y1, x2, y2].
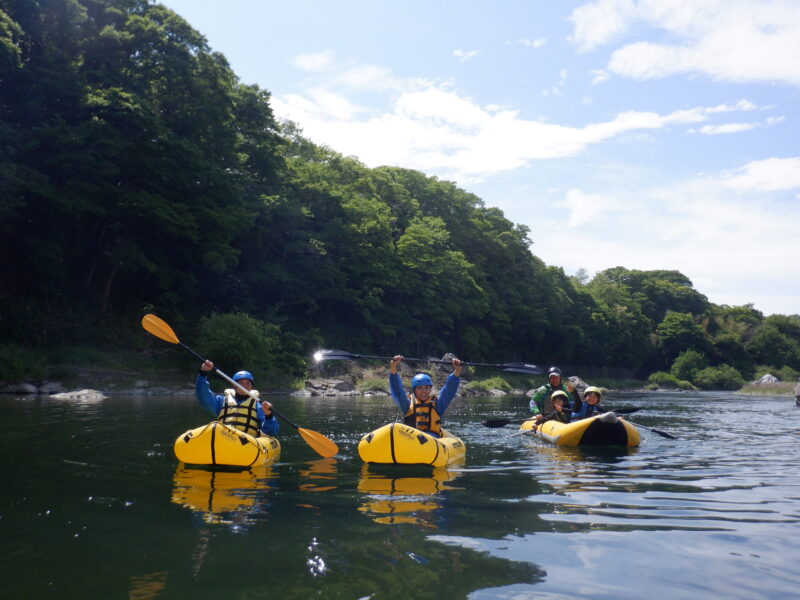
[336, 64, 403, 91]
[273, 74, 752, 182]
[531, 169, 800, 315]
[563, 189, 623, 226]
[291, 51, 333, 72]
[697, 122, 759, 134]
[721, 157, 800, 191]
[543, 69, 568, 96]
[591, 69, 611, 84]
[570, 0, 800, 86]
[568, 0, 637, 52]
[519, 38, 547, 48]
[453, 49, 480, 62]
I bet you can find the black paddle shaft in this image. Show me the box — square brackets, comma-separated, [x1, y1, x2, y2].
[180, 342, 301, 430]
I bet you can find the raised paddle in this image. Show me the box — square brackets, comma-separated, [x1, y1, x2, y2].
[313, 348, 543, 375]
[141, 314, 339, 458]
[482, 407, 642, 428]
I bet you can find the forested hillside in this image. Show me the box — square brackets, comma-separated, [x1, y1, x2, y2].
[2, 0, 798, 387]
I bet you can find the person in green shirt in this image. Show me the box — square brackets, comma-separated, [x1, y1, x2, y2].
[529, 366, 581, 423]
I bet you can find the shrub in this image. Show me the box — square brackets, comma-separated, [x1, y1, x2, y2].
[751, 365, 799, 383]
[670, 349, 708, 382]
[0, 344, 48, 383]
[465, 376, 512, 393]
[693, 364, 745, 390]
[197, 313, 306, 384]
[647, 371, 681, 388]
[357, 378, 388, 393]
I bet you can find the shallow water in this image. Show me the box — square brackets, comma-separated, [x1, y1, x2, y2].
[1, 390, 799, 599]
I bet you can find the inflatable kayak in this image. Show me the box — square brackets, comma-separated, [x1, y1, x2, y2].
[519, 412, 640, 447]
[358, 423, 466, 467]
[174, 421, 281, 467]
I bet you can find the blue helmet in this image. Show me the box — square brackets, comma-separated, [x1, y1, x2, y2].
[233, 370, 254, 383]
[411, 373, 433, 388]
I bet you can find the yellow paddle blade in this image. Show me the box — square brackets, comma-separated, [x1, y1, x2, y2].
[298, 428, 339, 458]
[141, 314, 180, 344]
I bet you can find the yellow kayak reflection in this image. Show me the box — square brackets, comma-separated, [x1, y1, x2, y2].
[171, 463, 275, 525]
[357, 464, 463, 528]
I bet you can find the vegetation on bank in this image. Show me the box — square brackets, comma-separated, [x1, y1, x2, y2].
[2, 1, 800, 392]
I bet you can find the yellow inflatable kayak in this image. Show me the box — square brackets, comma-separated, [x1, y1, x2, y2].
[358, 423, 466, 467]
[174, 421, 281, 467]
[519, 412, 640, 447]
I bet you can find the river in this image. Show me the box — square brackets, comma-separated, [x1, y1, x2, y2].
[1, 389, 798, 599]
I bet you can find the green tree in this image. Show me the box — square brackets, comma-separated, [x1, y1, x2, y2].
[670, 349, 708, 382]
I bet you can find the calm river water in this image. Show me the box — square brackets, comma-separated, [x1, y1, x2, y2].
[1, 389, 799, 599]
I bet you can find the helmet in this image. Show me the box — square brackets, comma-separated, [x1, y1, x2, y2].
[233, 370, 254, 383]
[411, 373, 433, 388]
[547, 366, 562, 379]
[584, 386, 602, 398]
[551, 390, 569, 403]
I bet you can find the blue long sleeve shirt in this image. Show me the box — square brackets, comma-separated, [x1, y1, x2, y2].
[195, 374, 280, 436]
[388, 372, 461, 423]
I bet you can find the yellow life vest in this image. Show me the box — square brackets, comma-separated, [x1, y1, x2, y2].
[218, 389, 262, 438]
[404, 393, 442, 436]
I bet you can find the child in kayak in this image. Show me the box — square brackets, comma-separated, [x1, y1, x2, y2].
[571, 386, 605, 420]
[388, 355, 462, 437]
[536, 390, 572, 426]
[195, 360, 279, 437]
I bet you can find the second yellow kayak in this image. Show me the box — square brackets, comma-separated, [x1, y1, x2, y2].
[520, 412, 640, 447]
[358, 423, 466, 467]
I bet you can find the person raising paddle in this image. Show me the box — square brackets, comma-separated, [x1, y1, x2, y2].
[530, 366, 581, 423]
[196, 360, 279, 437]
[389, 355, 462, 437]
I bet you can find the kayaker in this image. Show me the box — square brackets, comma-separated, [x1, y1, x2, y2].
[388, 355, 462, 437]
[571, 386, 605, 420]
[195, 360, 279, 437]
[536, 390, 572, 426]
[530, 366, 581, 422]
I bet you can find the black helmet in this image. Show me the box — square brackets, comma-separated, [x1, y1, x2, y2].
[547, 366, 562, 378]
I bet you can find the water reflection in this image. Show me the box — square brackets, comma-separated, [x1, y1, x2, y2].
[298, 457, 338, 494]
[357, 464, 463, 528]
[171, 463, 275, 525]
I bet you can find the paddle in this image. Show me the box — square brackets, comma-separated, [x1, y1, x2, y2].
[141, 314, 339, 458]
[313, 348, 543, 375]
[483, 407, 642, 428]
[628, 421, 678, 440]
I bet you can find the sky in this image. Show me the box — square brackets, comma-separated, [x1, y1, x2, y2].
[160, 0, 800, 316]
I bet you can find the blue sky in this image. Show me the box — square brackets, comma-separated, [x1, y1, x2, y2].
[160, 0, 800, 316]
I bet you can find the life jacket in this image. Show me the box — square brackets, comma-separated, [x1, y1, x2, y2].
[584, 402, 603, 418]
[218, 389, 262, 437]
[404, 393, 442, 436]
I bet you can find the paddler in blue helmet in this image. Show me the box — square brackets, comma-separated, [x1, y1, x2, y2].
[195, 360, 279, 437]
[388, 355, 462, 437]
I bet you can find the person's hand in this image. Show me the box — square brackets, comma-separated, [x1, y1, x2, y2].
[390, 355, 403, 374]
[200, 360, 214, 372]
[534, 414, 543, 424]
[566, 381, 573, 392]
[452, 357, 462, 376]
[261, 400, 273, 417]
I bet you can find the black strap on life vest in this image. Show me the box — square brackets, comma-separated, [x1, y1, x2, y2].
[404, 393, 442, 436]
[218, 396, 261, 437]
